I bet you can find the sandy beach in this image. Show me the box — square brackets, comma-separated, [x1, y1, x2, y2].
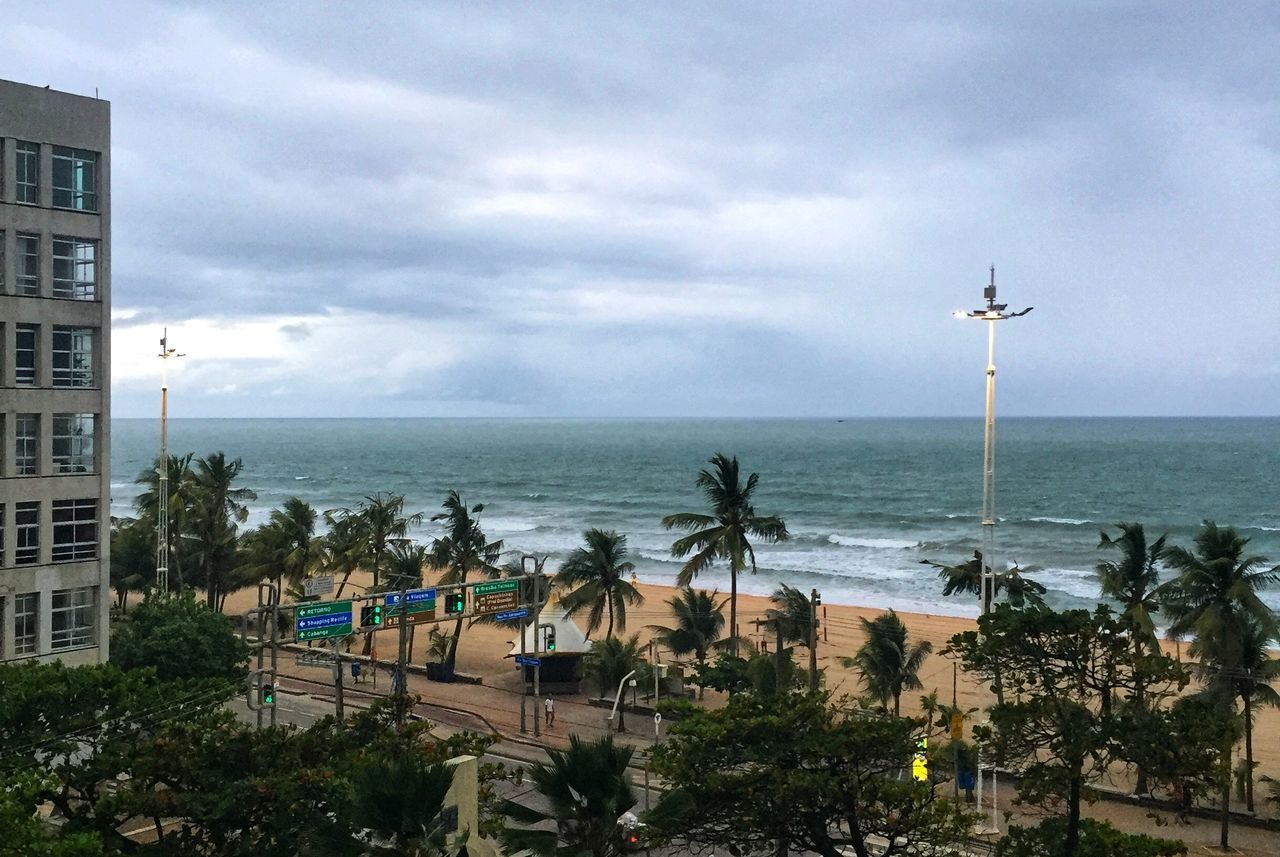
[224, 572, 1280, 798]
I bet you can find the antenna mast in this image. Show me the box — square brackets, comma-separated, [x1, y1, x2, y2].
[156, 330, 184, 592]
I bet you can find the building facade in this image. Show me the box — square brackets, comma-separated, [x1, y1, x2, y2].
[0, 79, 111, 665]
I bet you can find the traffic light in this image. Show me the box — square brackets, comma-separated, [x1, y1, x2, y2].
[360, 604, 384, 628]
[444, 590, 465, 615]
[262, 682, 276, 706]
[544, 625, 556, 652]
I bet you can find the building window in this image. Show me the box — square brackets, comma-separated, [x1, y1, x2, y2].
[51, 587, 95, 649]
[52, 147, 97, 211]
[16, 414, 39, 475]
[52, 327, 94, 387]
[52, 238, 96, 300]
[16, 324, 38, 385]
[14, 593, 38, 656]
[16, 233, 40, 296]
[52, 498, 97, 562]
[15, 502, 39, 565]
[52, 414, 94, 474]
[15, 141, 39, 204]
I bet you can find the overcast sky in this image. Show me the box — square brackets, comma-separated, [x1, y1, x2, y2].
[7, 2, 1279, 418]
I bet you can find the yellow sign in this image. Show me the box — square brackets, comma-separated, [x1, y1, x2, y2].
[912, 737, 928, 782]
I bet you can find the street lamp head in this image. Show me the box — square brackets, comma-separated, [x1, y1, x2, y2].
[954, 267, 1032, 321]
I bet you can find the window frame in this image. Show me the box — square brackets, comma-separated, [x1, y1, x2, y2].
[15, 324, 38, 385]
[15, 413, 39, 476]
[51, 413, 95, 474]
[52, 237, 97, 300]
[13, 592, 38, 657]
[50, 587, 95, 650]
[16, 233, 40, 296]
[15, 141, 39, 205]
[51, 326, 94, 388]
[52, 498, 97, 563]
[51, 147, 98, 212]
[15, 501, 39, 565]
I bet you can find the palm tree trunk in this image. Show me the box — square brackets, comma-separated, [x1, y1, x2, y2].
[606, 597, 615, 640]
[893, 693, 901, 718]
[335, 568, 354, 600]
[1244, 694, 1255, 813]
[1220, 742, 1232, 850]
[1134, 672, 1149, 795]
[730, 569, 738, 657]
[1065, 774, 1082, 856]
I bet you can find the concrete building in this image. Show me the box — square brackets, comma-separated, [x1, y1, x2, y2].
[0, 79, 111, 665]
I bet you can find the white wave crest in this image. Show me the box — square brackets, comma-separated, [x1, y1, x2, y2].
[1029, 516, 1091, 526]
[827, 534, 920, 550]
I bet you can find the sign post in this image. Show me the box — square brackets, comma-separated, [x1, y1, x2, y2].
[296, 600, 353, 642]
[473, 579, 520, 615]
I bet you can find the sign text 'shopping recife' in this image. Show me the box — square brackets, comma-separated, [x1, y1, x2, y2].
[296, 600, 353, 642]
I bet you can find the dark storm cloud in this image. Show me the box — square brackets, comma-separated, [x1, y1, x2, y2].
[8, 2, 1280, 416]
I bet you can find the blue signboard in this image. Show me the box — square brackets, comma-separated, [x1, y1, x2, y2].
[495, 608, 529, 622]
[515, 655, 541, 667]
[385, 588, 436, 607]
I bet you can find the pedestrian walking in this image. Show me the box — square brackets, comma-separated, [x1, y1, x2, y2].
[544, 695, 555, 727]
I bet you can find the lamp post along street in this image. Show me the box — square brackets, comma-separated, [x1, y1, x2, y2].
[955, 267, 1031, 835]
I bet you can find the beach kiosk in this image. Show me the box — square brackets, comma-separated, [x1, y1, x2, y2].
[506, 606, 591, 693]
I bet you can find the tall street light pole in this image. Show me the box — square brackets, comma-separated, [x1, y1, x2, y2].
[955, 267, 1031, 835]
[155, 330, 184, 593]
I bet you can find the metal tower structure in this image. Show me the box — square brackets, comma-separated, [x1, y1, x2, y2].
[955, 267, 1031, 836]
[155, 330, 183, 592]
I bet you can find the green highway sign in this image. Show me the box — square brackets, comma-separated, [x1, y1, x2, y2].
[473, 580, 520, 595]
[296, 600, 354, 641]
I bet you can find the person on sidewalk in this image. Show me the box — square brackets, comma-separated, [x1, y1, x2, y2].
[544, 695, 555, 727]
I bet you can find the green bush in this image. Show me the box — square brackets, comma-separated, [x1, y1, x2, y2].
[995, 818, 1186, 857]
[110, 590, 249, 683]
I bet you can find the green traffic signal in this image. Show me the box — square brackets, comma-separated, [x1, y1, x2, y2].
[545, 627, 556, 652]
[262, 684, 275, 706]
[372, 603, 383, 625]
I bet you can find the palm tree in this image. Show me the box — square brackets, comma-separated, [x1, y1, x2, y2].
[306, 751, 457, 856]
[330, 493, 423, 592]
[502, 734, 637, 857]
[1162, 521, 1280, 848]
[1203, 618, 1280, 814]
[584, 634, 645, 729]
[385, 540, 430, 658]
[922, 551, 1047, 612]
[1096, 522, 1169, 795]
[242, 497, 319, 594]
[556, 529, 644, 640]
[134, 452, 195, 588]
[662, 453, 789, 656]
[321, 512, 367, 600]
[109, 516, 153, 610]
[186, 453, 257, 609]
[429, 491, 503, 669]
[647, 587, 729, 665]
[842, 610, 932, 716]
[764, 584, 813, 647]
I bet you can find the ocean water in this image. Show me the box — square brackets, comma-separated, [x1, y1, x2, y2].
[110, 418, 1280, 618]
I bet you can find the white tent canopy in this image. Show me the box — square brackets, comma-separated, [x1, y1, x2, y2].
[505, 605, 593, 657]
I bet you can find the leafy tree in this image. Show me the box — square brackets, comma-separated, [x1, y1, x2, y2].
[0, 772, 106, 857]
[688, 652, 754, 696]
[947, 605, 1187, 857]
[649, 691, 972, 857]
[502, 735, 637, 857]
[109, 515, 154, 610]
[995, 818, 1186, 857]
[556, 528, 644, 640]
[662, 452, 789, 656]
[843, 610, 932, 716]
[429, 491, 503, 668]
[584, 633, 645, 698]
[1161, 520, 1280, 846]
[110, 589, 250, 683]
[922, 550, 1046, 613]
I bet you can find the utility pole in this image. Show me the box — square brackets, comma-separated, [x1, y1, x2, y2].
[532, 561, 542, 740]
[396, 581, 409, 722]
[520, 555, 537, 735]
[155, 329, 183, 593]
[809, 589, 821, 692]
[333, 637, 345, 722]
[955, 267, 1031, 835]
